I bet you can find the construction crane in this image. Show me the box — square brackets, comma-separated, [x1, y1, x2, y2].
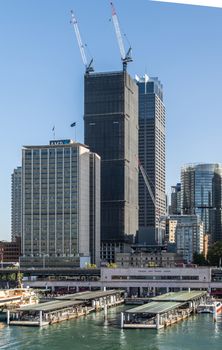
[70, 10, 94, 74]
[110, 2, 132, 72]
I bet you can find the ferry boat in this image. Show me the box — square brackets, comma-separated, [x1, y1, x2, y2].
[197, 301, 222, 314]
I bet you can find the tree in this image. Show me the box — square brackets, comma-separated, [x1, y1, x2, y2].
[106, 263, 117, 268]
[207, 241, 222, 266]
[193, 252, 208, 266]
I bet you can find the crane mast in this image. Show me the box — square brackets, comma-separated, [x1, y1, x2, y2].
[138, 162, 156, 207]
[110, 2, 132, 71]
[70, 10, 94, 74]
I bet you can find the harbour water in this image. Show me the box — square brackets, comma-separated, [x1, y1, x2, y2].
[0, 306, 222, 350]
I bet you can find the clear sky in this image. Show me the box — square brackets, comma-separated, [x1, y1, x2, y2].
[0, 0, 222, 240]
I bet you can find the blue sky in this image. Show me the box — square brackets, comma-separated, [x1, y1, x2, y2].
[0, 0, 222, 240]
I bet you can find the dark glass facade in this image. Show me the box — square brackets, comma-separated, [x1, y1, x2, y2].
[136, 75, 165, 241]
[181, 163, 222, 242]
[84, 71, 138, 257]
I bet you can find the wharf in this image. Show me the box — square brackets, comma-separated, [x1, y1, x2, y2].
[0, 288, 37, 310]
[122, 290, 207, 330]
[8, 289, 124, 327]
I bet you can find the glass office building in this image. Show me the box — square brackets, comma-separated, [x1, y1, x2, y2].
[181, 163, 222, 242]
[84, 71, 138, 262]
[11, 166, 22, 241]
[21, 140, 100, 267]
[136, 75, 166, 244]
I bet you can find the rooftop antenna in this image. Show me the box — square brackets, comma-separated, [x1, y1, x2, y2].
[70, 10, 94, 74]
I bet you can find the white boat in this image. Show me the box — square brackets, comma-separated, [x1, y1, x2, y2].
[197, 301, 222, 314]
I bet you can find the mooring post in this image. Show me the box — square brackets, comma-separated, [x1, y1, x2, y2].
[104, 304, 108, 320]
[156, 313, 160, 329]
[39, 310, 43, 327]
[121, 312, 124, 328]
[7, 310, 10, 325]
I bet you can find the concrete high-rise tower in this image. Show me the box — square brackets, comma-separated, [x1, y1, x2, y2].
[84, 71, 138, 262]
[21, 140, 100, 267]
[136, 75, 166, 244]
[11, 166, 22, 241]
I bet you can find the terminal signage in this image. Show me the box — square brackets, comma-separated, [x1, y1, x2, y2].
[50, 139, 71, 145]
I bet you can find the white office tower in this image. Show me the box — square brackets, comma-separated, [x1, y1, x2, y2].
[21, 140, 100, 267]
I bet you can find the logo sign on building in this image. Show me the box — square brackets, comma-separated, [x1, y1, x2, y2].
[50, 139, 71, 145]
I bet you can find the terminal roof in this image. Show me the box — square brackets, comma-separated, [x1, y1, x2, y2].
[56, 290, 124, 301]
[16, 300, 83, 312]
[126, 301, 183, 315]
[150, 290, 207, 302]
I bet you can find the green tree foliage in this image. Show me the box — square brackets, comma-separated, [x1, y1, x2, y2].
[106, 263, 117, 268]
[207, 241, 222, 266]
[193, 252, 208, 266]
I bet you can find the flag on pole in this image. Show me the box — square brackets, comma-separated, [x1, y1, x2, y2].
[70, 122, 76, 127]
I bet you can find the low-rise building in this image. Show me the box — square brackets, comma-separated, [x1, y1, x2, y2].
[115, 251, 183, 268]
[0, 237, 21, 263]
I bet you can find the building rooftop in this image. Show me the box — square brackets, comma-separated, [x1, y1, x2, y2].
[23, 139, 89, 150]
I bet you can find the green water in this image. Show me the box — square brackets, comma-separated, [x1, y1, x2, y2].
[0, 307, 222, 350]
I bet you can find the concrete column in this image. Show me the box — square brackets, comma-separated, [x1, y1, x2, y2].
[121, 312, 124, 328]
[140, 287, 143, 297]
[7, 310, 10, 325]
[76, 286, 79, 292]
[103, 286, 106, 292]
[39, 311, 43, 327]
[188, 288, 191, 293]
[153, 287, 156, 296]
[166, 287, 169, 293]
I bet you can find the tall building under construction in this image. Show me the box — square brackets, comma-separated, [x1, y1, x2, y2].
[84, 71, 138, 262]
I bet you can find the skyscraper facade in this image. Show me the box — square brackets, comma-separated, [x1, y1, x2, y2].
[170, 183, 181, 215]
[21, 140, 100, 267]
[11, 166, 22, 241]
[181, 163, 222, 242]
[84, 71, 138, 262]
[136, 75, 166, 244]
[175, 215, 204, 263]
